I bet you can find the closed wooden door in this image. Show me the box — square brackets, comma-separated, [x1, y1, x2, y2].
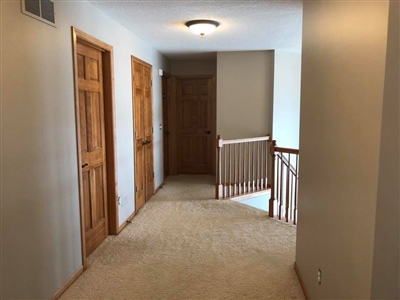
[162, 76, 169, 179]
[177, 78, 214, 174]
[77, 41, 108, 256]
[132, 57, 154, 211]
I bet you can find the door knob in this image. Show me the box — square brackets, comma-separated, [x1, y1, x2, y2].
[204, 130, 211, 134]
[82, 163, 88, 168]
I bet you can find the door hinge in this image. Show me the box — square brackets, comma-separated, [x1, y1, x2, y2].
[152, 127, 154, 133]
[132, 75, 135, 81]
[135, 185, 138, 193]
[151, 80, 153, 86]
[153, 172, 154, 178]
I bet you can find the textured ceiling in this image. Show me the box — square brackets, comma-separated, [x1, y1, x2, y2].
[90, 0, 303, 60]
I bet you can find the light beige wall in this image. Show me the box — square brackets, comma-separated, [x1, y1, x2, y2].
[171, 59, 216, 76]
[1, 1, 170, 298]
[296, 1, 392, 299]
[216, 51, 274, 139]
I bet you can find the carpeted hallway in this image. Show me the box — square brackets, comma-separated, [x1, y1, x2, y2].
[61, 175, 304, 300]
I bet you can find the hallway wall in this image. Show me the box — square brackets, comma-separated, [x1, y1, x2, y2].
[171, 59, 216, 76]
[1, 1, 170, 298]
[296, 1, 398, 298]
[216, 51, 274, 140]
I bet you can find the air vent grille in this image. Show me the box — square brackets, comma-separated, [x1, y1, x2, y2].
[21, 0, 56, 27]
[24, 0, 40, 17]
[40, 0, 55, 23]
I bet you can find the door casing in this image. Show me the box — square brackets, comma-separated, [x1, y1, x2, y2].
[71, 27, 119, 268]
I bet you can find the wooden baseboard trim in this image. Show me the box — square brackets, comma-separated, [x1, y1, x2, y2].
[51, 265, 83, 300]
[117, 211, 136, 234]
[154, 182, 165, 194]
[294, 262, 309, 300]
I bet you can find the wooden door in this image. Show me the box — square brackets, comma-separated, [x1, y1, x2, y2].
[162, 76, 169, 179]
[77, 41, 108, 256]
[132, 57, 154, 211]
[162, 75, 173, 179]
[177, 78, 214, 174]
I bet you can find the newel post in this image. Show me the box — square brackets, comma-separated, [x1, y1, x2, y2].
[268, 140, 276, 217]
[216, 135, 223, 199]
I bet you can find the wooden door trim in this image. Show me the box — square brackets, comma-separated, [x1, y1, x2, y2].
[132, 56, 152, 69]
[162, 71, 172, 180]
[71, 27, 119, 268]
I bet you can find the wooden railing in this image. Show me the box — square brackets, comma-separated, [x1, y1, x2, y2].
[269, 140, 300, 224]
[216, 135, 271, 199]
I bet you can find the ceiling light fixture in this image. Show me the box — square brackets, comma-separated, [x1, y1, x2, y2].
[185, 20, 220, 38]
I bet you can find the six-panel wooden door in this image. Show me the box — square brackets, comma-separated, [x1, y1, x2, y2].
[77, 41, 108, 256]
[177, 78, 213, 174]
[132, 57, 154, 211]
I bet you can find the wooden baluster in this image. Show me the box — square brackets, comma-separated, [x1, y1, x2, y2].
[294, 154, 299, 225]
[253, 142, 257, 191]
[260, 141, 262, 189]
[239, 143, 243, 195]
[235, 143, 238, 195]
[240, 143, 246, 194]
[253, 141, 256, 191]
[248, 142, 251, 192]
[223, 145, 226, 198]
[247, 142, 249, 193]
[285, 154, 290, 222]
[216, 135, 222, 199]
[268, 140, 276, 217]
[230, 144, 233, 197]
[232, 144, 234, 196]
[279, 153, 283, 220]
[264, 141, 266, 188]
[261, 140, 265, 189]
[259, 141, 262, 189]
[256, 142, 261, 190]
[234, 144, 236, 196]
[236, 143, 239, 195]
[242, 143, 245, 194]
[255, 141, 258, 190]
[227, 144, 230, 197]
[290, 171, 294, 222]
[264, 141, 269, 189]
[276, 155, 279, 217]
[258, 142, 263, 190]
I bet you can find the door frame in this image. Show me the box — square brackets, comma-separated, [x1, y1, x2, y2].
[174, 75, 216, 175]
[71, 27, 119, 268]
[131, 55, 155, 211]
[161, 71, 172, 180]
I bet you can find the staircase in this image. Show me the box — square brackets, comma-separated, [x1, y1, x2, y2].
[216, 135, 300, 224]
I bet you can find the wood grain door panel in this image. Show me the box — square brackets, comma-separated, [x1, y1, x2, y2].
[77, 41, 108, 256]
[133, 57, 154, 211]
[177, 78, 213, 174]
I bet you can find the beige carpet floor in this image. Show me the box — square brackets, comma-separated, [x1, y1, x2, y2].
[61, 175, 304, 300]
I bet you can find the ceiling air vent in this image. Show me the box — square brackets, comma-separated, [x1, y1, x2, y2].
[21, 0, 56, 27]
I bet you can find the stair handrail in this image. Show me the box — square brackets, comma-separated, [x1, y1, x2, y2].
[275, 150, 299, 176]
[269, 140, 300, 224]
[216, 134, 271, 199]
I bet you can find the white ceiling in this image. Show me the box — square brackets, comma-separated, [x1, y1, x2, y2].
[90, 0, 303, 60]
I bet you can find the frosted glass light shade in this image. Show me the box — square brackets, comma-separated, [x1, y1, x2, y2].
[185, 20, 220, 37]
